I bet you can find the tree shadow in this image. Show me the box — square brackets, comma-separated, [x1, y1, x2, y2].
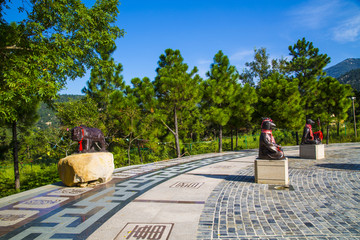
[190, 173, 254, 183]
[316, 163, 360, 170]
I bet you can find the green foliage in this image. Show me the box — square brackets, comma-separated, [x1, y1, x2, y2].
[154, 48, 202, 157]
[0, 163, 60, 198]
[244, 47, 271, 85]
[56, 97, 105, 131]
[257, 72, 304, 131]
[286, 38, 331, 115]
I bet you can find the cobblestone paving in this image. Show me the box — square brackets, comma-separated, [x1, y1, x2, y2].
[197, 143, 360, 240]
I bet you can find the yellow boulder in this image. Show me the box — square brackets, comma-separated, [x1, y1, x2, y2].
[58, 152, 114, 187]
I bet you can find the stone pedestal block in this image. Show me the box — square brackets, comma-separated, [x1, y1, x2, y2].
[300, 144, 325, 159]
[58, 152, 114, 187]
[255, 158, 289, 185]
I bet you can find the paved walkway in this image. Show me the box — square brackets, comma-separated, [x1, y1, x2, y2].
[0, 143, 359, 239]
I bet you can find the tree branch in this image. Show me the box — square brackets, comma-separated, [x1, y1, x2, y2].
[160, 118, 176, 135]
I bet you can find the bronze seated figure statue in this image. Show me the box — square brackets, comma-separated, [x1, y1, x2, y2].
[71, 125, 107, 153]
[301, 119, 322, 145]
[258, 118, 285, 160]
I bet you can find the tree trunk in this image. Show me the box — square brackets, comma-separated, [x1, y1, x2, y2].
[230, 129, 233, 151]
[236, 129, 238, 148]
[137, 141, 143, 164]
[128, 134, 132, 166]
[174, 107, 181, 158]
[12, 121, 20, 191]
[295, 131, 299, 145]
[326, 125, 330, 144]
[337, 122, 340, 136]
[219, 125, 223, 153]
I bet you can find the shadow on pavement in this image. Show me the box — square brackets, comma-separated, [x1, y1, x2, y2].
[316, 163, 360, 170]
[190, 173, 254, 182]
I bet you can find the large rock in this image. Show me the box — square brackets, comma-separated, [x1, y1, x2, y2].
[58, 152, 114, 187]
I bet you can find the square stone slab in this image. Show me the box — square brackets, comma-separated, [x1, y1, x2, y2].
[13, 196, 69, 209]
[300, 144, 325, 159]
[115, 223, 173, 240]
[0, 209, 39, 226]
[47, 187, 93, 196]
[255, 158, 289, 185]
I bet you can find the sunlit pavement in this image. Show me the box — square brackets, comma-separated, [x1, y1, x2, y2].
[0, 143, 359, 240]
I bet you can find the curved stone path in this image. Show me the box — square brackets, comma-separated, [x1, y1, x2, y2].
[0, 152, 254, 240]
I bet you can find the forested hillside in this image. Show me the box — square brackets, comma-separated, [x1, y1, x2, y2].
[337, 68, 360, 91]
[37, 95, 83, 129]
[325, 58, 360, 79]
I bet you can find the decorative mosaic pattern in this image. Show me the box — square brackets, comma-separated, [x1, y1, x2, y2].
[13, 197, 69, 209]
[2, 153, 249, 239]
[0, 210, 39, 227]
[115, 223, 173, 240]
[47, 187, 93, 196]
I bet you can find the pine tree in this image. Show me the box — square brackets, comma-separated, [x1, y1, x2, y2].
[257, 72, 304, 131]
[154, 49, 202, 158]
[286, 38, 331, 116]
[313, 76, 353, 143]
[202, 50, 238, 152]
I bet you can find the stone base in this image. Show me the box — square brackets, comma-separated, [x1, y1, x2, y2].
[58, 152, 114, 187]
[300, 144, 325, 159]
[255, 158, 289, 185]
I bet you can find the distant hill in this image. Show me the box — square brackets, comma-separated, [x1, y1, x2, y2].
[325, 58, 360, 79]
[37, 94, 84, 129]
[337, 68, 360, 91]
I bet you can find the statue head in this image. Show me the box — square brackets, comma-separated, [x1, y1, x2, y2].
[71, 126, 83, 141]
[306, 119, 315, 125]
[261, 118, 276, 130]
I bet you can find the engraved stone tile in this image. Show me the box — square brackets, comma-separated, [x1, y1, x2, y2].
[169, 181, 204, 189]
[115, 223, 173, 240]
[0, 210, 39, 226]
[47, 187, 93, 196]
[13, 197, 69, 209]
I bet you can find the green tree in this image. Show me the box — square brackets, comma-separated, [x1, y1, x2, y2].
[286, 38, 331, 115]
[0, 0, 123, 190]
[154, 49, 202, 158]
[313, 76, 353, 143]
[257, 72, 304, 132]
[202, 50, 238, 152]
[240, 48, 271, 87]
[230, 83, 258, 148]
[82, 45, 125, 139]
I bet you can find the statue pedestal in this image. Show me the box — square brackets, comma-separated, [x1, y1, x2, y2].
[255, 158, 289, 185]
[300, 144, 324, 159]
[58, 152, 114, 187]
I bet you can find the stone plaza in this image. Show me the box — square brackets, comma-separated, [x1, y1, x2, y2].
[0, 143, 359, 239]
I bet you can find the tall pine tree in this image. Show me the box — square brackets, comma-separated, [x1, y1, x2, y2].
[154, 49, 202, 158]
[202, 50, 238, 152]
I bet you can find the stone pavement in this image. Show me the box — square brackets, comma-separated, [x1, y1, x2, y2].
[0, 143, 359, 239]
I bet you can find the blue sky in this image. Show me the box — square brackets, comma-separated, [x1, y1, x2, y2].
[4, 0, 360, 95]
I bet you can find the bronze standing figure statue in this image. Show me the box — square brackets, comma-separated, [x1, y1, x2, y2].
[71, 125, 107, 153]
[258, 118, 285, 160]
[301, 119, 322, 145]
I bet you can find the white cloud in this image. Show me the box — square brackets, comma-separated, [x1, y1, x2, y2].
[229, 50, 253, 62]
[289, 0, 341, 29]
[289, 0, 360, 43]
[333, 14, 360, 42]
